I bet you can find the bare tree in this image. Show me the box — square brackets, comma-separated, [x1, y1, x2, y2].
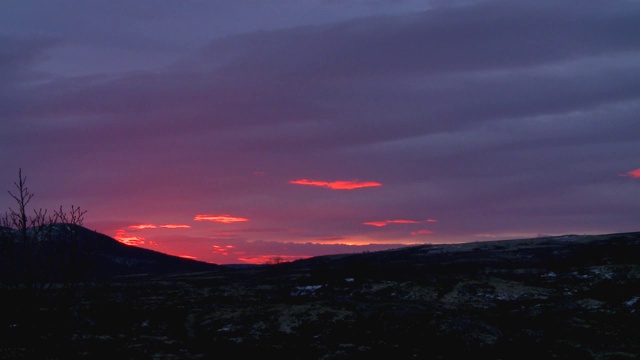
[1, 169, 88, 289]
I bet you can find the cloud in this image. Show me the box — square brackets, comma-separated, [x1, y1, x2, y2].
[619, 168, 640, 178]
[113, 230, 145, 246]
[3, 0, 640, 263]
[212, 244, 234, 256]
[362, 221, 388, 227]
[159, 224, 192, 229]
[194, 214, 249, 223]
[364, 219, 437, 227]
[129, 224, 157, 230]
[290, 179, 382, 190]
[128, 223, 191, 230]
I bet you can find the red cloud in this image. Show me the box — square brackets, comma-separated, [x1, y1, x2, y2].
[129, 224, 191, 230]
[129, 224, 157, 230]
[159, 224, 191, 229]
[364, 219, 437, 227]
[290, 178, 382, 190]
[195, 214, 249, 223]
[619, 168, 640, 178]
[212, 244, 235, 256]
[114, 230, 145, 246]
[387, 220, 420, 225]
[363, 221, 388, 227]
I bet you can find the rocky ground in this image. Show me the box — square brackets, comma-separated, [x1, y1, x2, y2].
[2, 232, 640, 359]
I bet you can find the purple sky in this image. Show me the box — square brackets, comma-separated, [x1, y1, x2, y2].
[2, 0, 640, 264]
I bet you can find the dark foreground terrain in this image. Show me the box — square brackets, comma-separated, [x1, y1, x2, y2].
[2, 231, 640, 359]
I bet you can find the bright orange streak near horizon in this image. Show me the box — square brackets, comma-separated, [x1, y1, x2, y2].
[290, 178, 382, 190]
[129, 224, 157, 230]
[194, 214, 249, 223]
[159, 224, 191, 229]
[364, 219, 436, 227]
[239, 254, 309, 265]
[388, 220, 420, 224]
[114, 230, 145, 246]
[363, 221, 388, 227]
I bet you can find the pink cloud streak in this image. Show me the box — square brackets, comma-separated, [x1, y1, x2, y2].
[290, 179, 382, 190]
[619, 168, 640, 178]
[194, 214, 249, 223]
[363, 219, 438, 227]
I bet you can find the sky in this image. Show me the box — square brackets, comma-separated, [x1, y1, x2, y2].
[2, 0, 640, 265]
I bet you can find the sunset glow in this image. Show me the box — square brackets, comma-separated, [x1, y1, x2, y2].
[620, 169, 640, 178]
[362, 221, 388, 227]
[364, 219, 437, 227]
[239, 254, 309, 265]
[3, 0, 638, 266]
[114, 230, 145, 246]
[159, 224, 192, 229]
[129, 224, 157, 230]
[194, 215, 249, 223]
[129, 223, 191, 230]
[290, 179, 382, 190]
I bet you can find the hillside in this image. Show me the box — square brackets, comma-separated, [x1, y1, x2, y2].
[0, 224, 218, 283]
[1, 230, 639, 359]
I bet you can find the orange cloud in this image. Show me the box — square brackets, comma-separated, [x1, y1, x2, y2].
[114, 230, 145, 246]
[159, 224, 191, 229]
[387, 220, 420, 225]
[364, 219, 437, 227]
[129, 224, 157, 230]
[129, 224, 191, 230]
[194, 214, 249, 223]
[619, 168, 640, 178]
[290, 178, 382, 190]
[212, 244, 235, 256]
[363, 221, 390, 227]
[411, 229, 434, 236]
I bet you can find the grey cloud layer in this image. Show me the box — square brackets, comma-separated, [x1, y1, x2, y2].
[1, 0, 639, 247]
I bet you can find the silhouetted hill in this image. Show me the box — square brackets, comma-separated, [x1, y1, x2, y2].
[0, 224, 219, 281]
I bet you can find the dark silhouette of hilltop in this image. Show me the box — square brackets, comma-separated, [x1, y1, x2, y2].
[0, 224, 218, 283]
